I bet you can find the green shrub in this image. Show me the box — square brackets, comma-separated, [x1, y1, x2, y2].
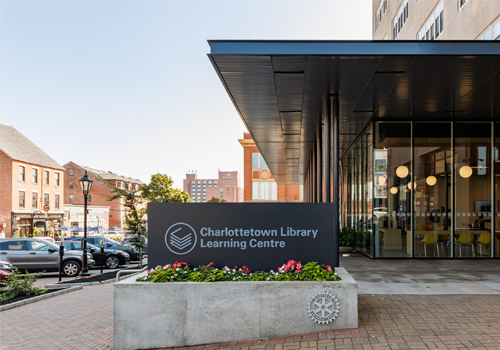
[0, 267, 46, 301]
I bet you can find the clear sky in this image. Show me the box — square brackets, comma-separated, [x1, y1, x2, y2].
[0, 0, 372, 190]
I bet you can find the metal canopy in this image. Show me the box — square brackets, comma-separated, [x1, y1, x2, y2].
[208, 41, 500, 185]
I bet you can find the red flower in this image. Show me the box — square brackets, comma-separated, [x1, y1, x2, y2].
[325, 265, 332, 271]
[242, 266, 251, 274]
[296, 262, 302, 270]
[208, 262, 214, 267]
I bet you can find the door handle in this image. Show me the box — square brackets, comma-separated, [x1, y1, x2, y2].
[29, 252, 36, 255]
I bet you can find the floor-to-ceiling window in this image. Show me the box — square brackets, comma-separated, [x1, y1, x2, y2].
[373, 122, 412, 257]
[455, 123, 493, 258]
[413, 123, 452, 257]
[340, 120, 498, 259]
[495, 123, 500, 257]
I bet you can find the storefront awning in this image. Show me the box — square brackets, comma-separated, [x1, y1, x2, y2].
[208, 41, 500, 185]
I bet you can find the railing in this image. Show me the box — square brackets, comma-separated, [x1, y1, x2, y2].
[116, 266, 148, 282]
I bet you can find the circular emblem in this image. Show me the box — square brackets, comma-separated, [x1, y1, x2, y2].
[307, 291, 340, 325]
[164, 223, 197, 255]
[259, 170, 270, 180]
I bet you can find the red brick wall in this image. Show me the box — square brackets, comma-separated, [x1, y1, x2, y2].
[0, 151, 13, 237]
[63, 162, 120, 228]
[241, 133, 302, 202]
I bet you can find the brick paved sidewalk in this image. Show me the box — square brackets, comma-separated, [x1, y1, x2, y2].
[0, 283, 113, 350]
[1, 285, 499, 350]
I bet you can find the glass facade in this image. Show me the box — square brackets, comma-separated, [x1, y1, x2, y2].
[341, 121, 498, 258]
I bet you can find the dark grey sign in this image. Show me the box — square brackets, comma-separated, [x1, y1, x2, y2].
[148, 203, 336, 271]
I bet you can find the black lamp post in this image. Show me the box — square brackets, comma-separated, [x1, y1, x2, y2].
[79, 170, 93, 277]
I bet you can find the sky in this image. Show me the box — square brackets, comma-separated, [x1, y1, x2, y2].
[0, 0, 372, 190]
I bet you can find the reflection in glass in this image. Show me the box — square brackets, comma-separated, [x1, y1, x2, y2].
[495, 123, 500, 257]
[413, 123, 452, 257]
[455, 123, 492, 258]
[373, 122, 411, 257]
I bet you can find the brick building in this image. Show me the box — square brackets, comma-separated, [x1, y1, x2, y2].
[183, 171, 243, 202]
[239, 133, 302, 202]
[62, 162, 144, 229]
[0, 123, 65, 238]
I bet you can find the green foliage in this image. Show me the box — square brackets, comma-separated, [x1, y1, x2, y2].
[137, 261, 341, 283]
[0, 267, 46, 301]
[32, 227, 42, 238]
[339, 227, 355, 247]
[140, 173, 190, 203]
[206, 197, 227, 203]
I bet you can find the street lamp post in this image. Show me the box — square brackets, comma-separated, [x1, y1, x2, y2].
[79, 170, 93, 277]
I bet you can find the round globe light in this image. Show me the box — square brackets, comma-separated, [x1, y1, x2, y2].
[426, 175, 437, 186]
[408, 181, 417, 190]
[377, 176, 386, 185]
[459, 165, 473, 178]
[390, 187, 398, 194]
[396, 165, 409, 178]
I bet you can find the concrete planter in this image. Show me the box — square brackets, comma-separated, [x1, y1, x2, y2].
[114, 267, 358, 350]
[339, 247, 354, 254]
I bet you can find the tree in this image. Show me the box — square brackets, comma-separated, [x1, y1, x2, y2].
[207, 197, 227, 203]
[94, 173, 147, 267]
[140, 173, 190, 203]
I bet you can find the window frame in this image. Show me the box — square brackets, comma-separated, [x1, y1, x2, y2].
[19, 165, 25, 182]
[19, 190, 26, 208]
[44, 170, 49, 185]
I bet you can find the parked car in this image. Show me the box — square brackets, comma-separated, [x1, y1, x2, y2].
[0, 238, 95, 277]
[122, 236, 148, 255]
[57, 241, 130, 269]
[66, 236, 139, 261]
[0, 260, 14, 286]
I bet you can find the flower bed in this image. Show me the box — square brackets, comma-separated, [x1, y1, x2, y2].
[137, 260, 341, 283]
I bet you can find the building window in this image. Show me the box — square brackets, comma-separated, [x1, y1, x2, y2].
[44, 170, 49, 185]
[69, 181, 73, 189]
[32, 168, 38, 184]
[55, 194, 60, 209]
[375, 0, 387, 30]
[494, 19, 500, 40]
[252, 181, 278, 201]
[214, 181, 218, 187]
[69, 194, 74, 203]
[19, 191, 25, 208]
[69, 169, 73, 176]
[32, 192, 38, 209]
[252, 153, 269, 169]
[393, 0, 409, 39]
[418, 2, 443, 40]
[87, 194, 92, 203]
[208, 181, 212, 187]
[220, 189, 224, 199]
[44, 193, 50, 208]
[55, 172, 60, 186]
[19, 166, 25, 182]
[116, 181, 121, 188]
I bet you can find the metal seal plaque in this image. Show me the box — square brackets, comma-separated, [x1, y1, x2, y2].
[307, 291, 340, 324]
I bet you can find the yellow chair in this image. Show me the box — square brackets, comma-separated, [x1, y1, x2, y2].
[456, 232, 475, 257]
[421, 232, 439, 257]
[476, 233, 491, 256]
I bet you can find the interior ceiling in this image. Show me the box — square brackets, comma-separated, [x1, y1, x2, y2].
[208, 41, 500, 185]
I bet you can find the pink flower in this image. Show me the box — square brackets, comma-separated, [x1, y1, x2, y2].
[208, 262, 214, 267]
[296, 262, 302, 270]
[325, 265, 332, 271]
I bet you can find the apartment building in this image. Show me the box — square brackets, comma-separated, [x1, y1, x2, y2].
[62, 162, 144, 229]
[373, 0, 500, 40]
[0, 123, 65, 238]
[183, 170, 243, 202]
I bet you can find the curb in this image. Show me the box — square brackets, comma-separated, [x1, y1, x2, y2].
[0, 286, 82, 312]
[44, 270, 145, 288]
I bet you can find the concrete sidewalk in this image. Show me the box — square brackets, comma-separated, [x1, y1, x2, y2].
[340, 251, 500, 294]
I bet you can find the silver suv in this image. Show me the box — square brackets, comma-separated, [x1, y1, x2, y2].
[0, 238, 95, 277]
